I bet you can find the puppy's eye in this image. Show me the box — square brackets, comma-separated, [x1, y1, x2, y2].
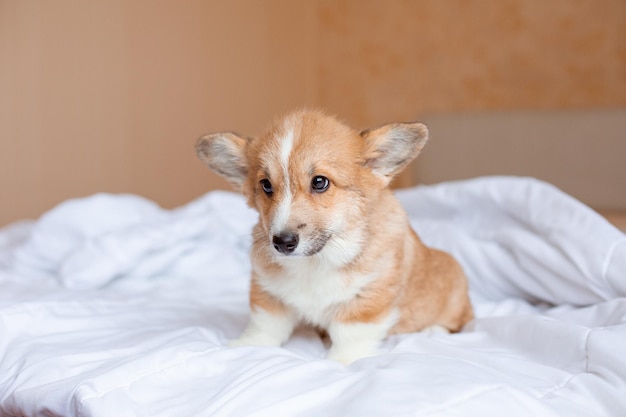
[260, 179, 273, 195]
[311, 175, 330, 193]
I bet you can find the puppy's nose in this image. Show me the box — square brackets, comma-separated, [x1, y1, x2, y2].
[272, 232, 299, 254]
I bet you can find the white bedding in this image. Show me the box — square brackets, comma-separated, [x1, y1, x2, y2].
[0, 176, 624, 417]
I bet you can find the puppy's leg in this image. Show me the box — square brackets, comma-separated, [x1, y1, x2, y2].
[231, 276, 297, 347]
[327, 313, 396, 365]
[230, 308, 297, 348]
[422, 324, 450, 336]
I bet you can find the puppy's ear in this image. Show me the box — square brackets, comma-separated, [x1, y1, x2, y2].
[360, 122, 429, 186]
[196, 132, 249, 189]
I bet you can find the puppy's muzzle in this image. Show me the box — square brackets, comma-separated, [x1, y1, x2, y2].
[272, 232, 299, 255]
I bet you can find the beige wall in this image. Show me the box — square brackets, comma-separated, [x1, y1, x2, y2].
[0, 0, 318, 225]
[316, 0, 626, 126]
[1, 0, 625, 225]
[414, 108, 626, 210]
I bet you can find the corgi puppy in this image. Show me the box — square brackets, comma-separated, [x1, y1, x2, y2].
[196, 109, 473, 364]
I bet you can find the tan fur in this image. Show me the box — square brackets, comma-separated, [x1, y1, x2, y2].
[197, 109, 473, 350]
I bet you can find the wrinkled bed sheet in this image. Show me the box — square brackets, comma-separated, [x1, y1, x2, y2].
[0, 176, 624, 417]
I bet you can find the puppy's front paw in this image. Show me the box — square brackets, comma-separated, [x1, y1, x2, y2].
[228, 334, 283, 348]
[326, 351, 360, 365]
[228, 330, 284, 347]
[422, 324, 450, 336]
[229, 309, 297, 349]
[229, 337, 252, 348]
[326, 344, 377, 365]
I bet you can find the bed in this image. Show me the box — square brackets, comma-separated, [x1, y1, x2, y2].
[1, 176, 625, 417]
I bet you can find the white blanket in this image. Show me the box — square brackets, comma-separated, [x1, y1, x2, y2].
[0, 176, 624, 417]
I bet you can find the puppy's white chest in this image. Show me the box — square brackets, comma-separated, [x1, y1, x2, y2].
[260, 263, 368, 327]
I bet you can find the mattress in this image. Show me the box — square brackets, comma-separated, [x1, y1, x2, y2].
[0, 176, 625, 416]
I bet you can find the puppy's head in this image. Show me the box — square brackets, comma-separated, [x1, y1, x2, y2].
[196, 109, 428, 262]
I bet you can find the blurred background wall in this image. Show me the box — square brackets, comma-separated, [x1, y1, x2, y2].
[1, 0, 625, 226]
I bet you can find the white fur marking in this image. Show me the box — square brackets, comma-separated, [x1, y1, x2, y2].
[422, 324, 450, 336]
[271, 129, 295, 235]
[279, 129, 295, 169]
[319, 229, 364, 267]
[272, 192, 293, 236]
[327, 310, 399, 365]
[230, 308, 297, 347]
[259, 260, 378, 328]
